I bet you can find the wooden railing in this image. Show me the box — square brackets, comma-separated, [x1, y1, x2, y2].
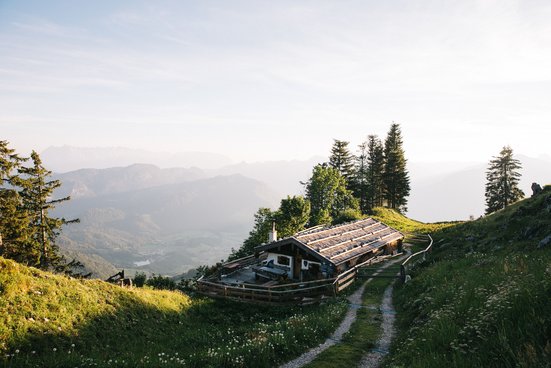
[197, 276, 337, 305]
[400, 234, 433, 282]
[197, 253, 401, 305]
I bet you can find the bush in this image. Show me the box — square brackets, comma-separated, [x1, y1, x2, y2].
[133, 272, 147, 287]
[145, 274, 176, 290]
[332, 209, 363, 225]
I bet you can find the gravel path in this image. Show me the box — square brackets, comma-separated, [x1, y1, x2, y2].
[357, 280, 397, 368]
[279, 257, 403, 368]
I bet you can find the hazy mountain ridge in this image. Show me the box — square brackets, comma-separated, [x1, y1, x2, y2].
[54, 163, 206, 199]
[42, 146, 232, 172]
[210, 156, 326, 197]
[54, 172, 280, 276]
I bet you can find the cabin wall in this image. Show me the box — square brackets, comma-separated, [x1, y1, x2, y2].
[265, 252, 293, 278]
[263, 240, 335, 280]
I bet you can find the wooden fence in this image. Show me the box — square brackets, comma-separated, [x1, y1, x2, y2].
[197, 253, 397, 306]
[400, 234, 433, 282]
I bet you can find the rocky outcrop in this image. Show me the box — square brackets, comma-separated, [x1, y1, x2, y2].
[531, 182, 543, 197]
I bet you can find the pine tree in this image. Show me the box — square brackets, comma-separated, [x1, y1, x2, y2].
[328, 139, 356, 188]
[382, 123, 410, 212]
[15, 151, 78, 269]
[485, 146, 524, 214]
[352, 141, 370, 214]
[0, 140, 30, 261]
[366, 135, 385, 209]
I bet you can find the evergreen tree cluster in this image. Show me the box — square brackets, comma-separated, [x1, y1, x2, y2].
[0, 140, 82, 274]
[323, 123, 410, 217]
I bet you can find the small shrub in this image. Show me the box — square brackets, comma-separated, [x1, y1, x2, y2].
[145, 274, 176, 290]
[133, 272, 147, 287]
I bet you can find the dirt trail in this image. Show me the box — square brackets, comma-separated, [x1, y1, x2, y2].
[357, 281, 397, 368]
[279, 257, 403, 368]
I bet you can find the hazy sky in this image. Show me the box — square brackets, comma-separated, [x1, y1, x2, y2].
[2, 0, 551, 163]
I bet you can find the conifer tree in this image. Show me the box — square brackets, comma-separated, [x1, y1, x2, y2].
[328, 139, 356, 188]
[366, 135, 385, 209]
[382, 123, 410, 212]
[15, 151, 78, 269]
[485, 146, 524, 214]
[353, 141, 370, 214]
[0, 140, 30, 261]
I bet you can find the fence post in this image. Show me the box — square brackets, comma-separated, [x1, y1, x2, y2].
[400, 264, 406, 282]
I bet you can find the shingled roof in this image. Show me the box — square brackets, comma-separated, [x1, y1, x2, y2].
[255, 218, 404, 266]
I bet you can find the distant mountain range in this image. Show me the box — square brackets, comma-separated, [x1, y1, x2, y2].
[42, 146, 232, 172]
[53, 166, 279, 277]
[54, 163, 206, 199]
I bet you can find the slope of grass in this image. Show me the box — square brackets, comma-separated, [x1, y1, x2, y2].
[371, 207, 457, 235]
[0, 257, 347, 367]
[384, 186, 551, 368]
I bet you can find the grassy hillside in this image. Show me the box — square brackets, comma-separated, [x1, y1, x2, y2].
[371, 207, 458, 234]
[384, 186, 551, 367]
[0, 257, 346, 367]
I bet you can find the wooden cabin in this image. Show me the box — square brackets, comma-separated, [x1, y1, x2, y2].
[254, 218, 404, 282]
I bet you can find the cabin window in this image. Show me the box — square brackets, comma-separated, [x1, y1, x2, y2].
[277, 256, 290, 266]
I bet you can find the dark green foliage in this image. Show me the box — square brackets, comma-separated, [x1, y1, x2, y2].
[305, 164, 359, 226]
[133, 272, 147, 287]
[0, 189, 31, 262]
[353, 135, 385, 214]
[366, 135, 385, 209]
[145, 274, 176, 290]
[332, 208, 363, 225]
[275, 195, 311, 237]
[0, 140, 30, 262]
[485, 145, 524, 214]
[352, 140, 370, 213]
[328, 139, 356, 187]
[0, 142, 81, 274]
[382, 123, 410, 212]
[15, 151, 79, 270]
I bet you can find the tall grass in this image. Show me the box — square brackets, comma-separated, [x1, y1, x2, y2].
[0, 257, 347, 367]
[383, 187, 551, 367]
